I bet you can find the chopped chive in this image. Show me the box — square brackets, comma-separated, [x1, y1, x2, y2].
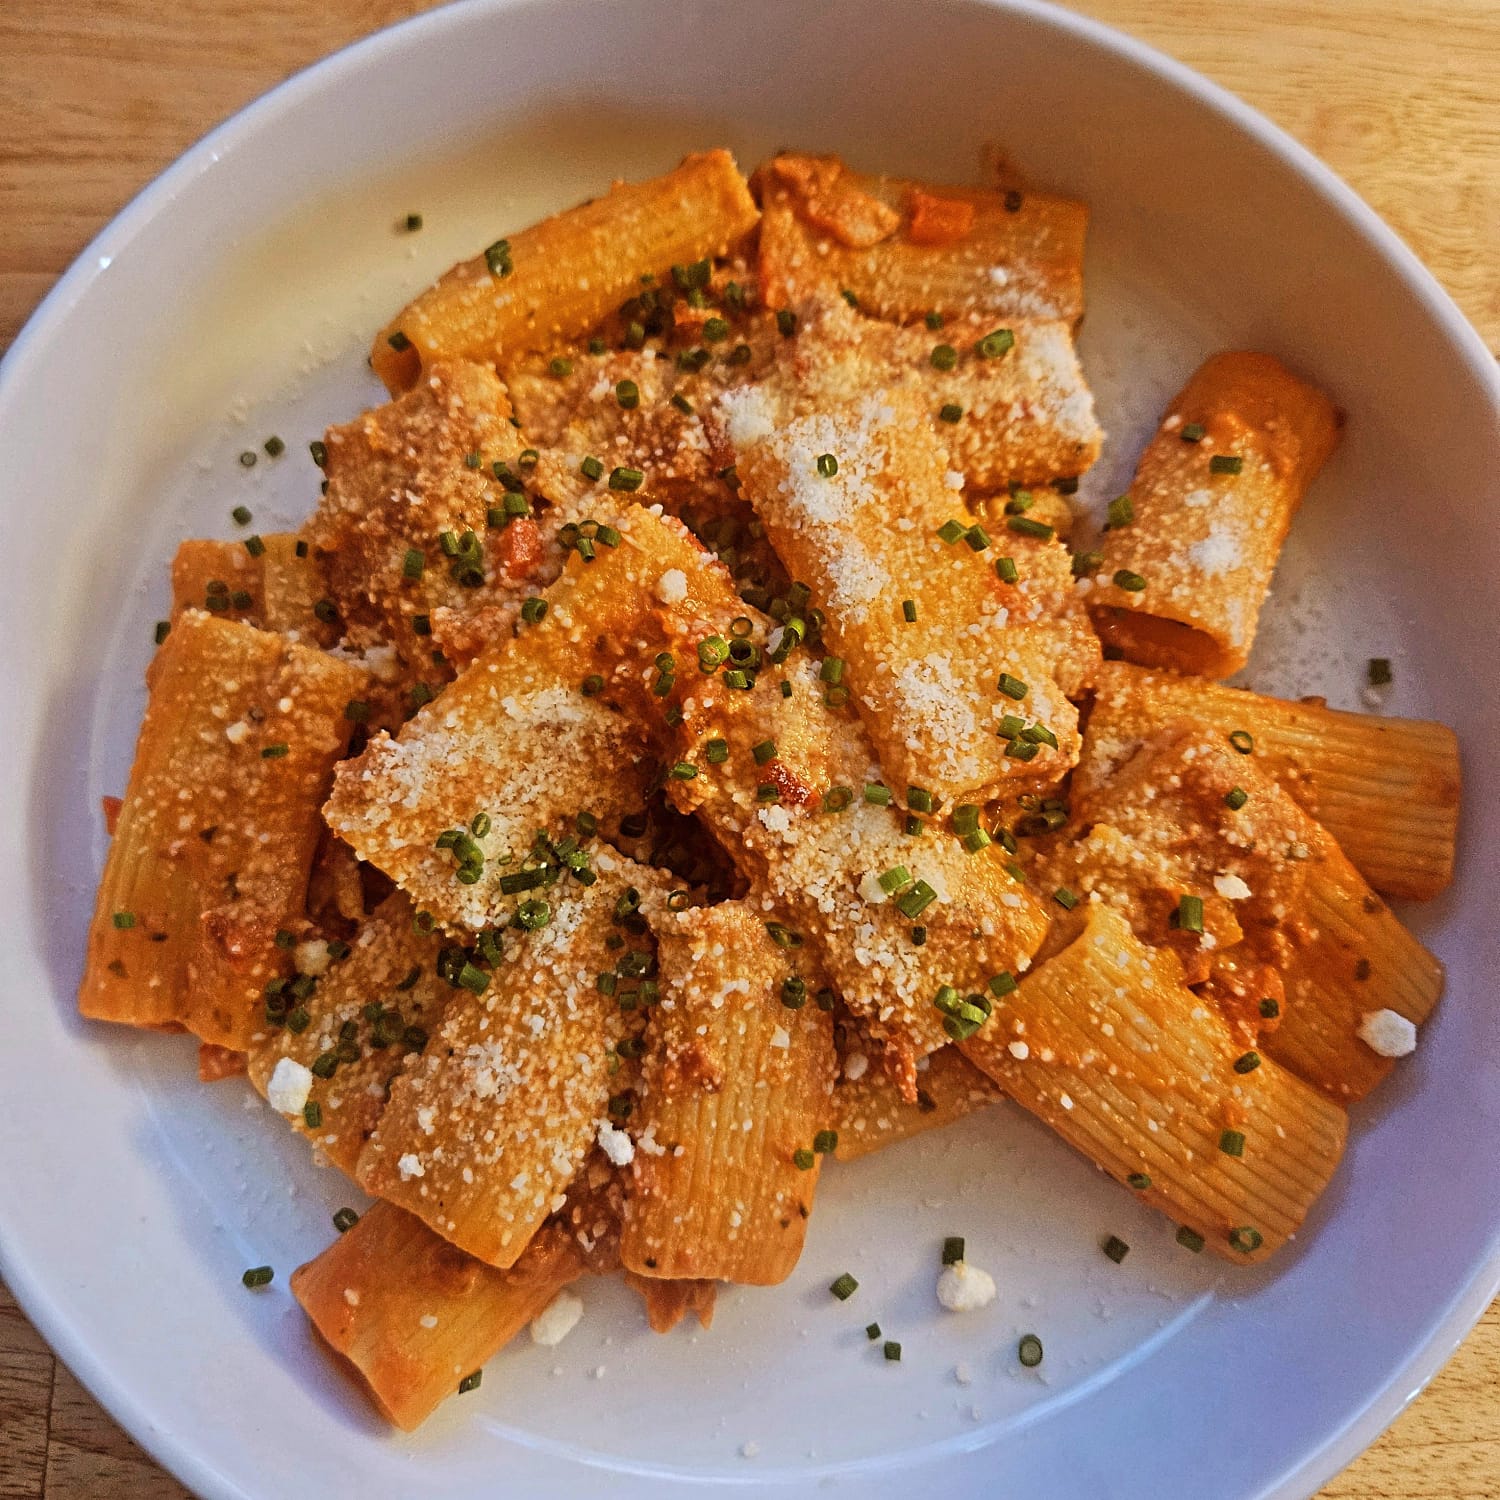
[863, 783, 891, 806]
[309, 440, 328, 468]
[1017, 1334, 1044, 1368]
[580, 674, 604, 697]
[1176, 1226, 1206, 1253]
[581, 455, 604, 481]
[997, 672, 1028, 700]
[1180, 422, 1206, 443]
[458, 1370, 483, 1394]
[819, 656, 845, 686]
[995, 555, 1020, 584]
[989, 971, 1017, 999]
[1071, 550, 1103, 577]
[776, 308, 798, 337]
[1112, 569, 1147, 591]
[765, 922, 803, 949]
[1225, 787, 1249, 810]
[153, 620, 171, 645]
[1210, 454, 1243, 475]
[937, 519, 967, 545]
[1229, 1225, 1264, 1254]
[238, 450, 257, 468]
[1220, 1129, 1246, 1158]
[841, 288, 859, 307]
[1102, 1235, 1130, 1264]
[264, 436, 285, 458]
[883, 1341, 902, 1362]
[752, 738, 777, 764]
[241, 1266, 274, 1289]
[906, 786, 934, 813]
[1234, 1050, 1261, 1074]
[1127, 1172, 1151, 1190]
[877, 865, 911, 894]
[965, 524, 991, 552]
[930, 343, 958, 371]
[703, 738, 729, 765]
[112, 910, 136, 930]
[895, 881, 937, 920]
[866, 1322, 882, 1340]
[1175, 894, 1205, 934]
[1007, 516, 1054, 540]
[484, 238, 513, 278]
[244, 534, 266, 558]
[977, 328, 1015, 359]
[608, 466, 644, 492]
[1259, 997, 1280, 1019]
[615, 379, 639, 409]
[1368, 657, 1392, 687]
[701, 316, 729, 342]
[793, 1147, 815, 1170]
[1053, 887, 1079, 910]
[302, 1101, 322, 1129]
[942, 1235, 965, 1265]
[520, 597, 548, 624]
[261, 743, 289, 759]
[816, 453, 838, 478]
[332, 1207, 359, 1233]
[670, 392, 695, 416]
[939, 403, 963, 423]
[952, 804, 980, 836]
[902, 599, 918, 622]
[925, 311, 943, 329]
[1106, 494, 1134, 529]
[457, 963, 491, 995]
[231, 504, 253, 526]
[548, 356, 573, 377]
[1228, 729, 1254, 754]
[813, 1129, 838, 1154]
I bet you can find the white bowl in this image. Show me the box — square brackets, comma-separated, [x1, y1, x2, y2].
[1, 2, 1496, 1496]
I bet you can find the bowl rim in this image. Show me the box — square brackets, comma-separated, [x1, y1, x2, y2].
[1, 2, 1496, 1497]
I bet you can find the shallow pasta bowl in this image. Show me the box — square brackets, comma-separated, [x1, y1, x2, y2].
[0, 0, 1496, 1497]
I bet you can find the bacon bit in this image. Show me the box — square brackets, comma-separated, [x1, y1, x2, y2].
[101, 795, 123, 837]
[495, 515, 544, 580]
[768, 154, 900, 249]
[906, 189, 976, 246]
[197, 1042, 248, 1083]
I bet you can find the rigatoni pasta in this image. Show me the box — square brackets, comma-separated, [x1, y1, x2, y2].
[1088, 353, 1341, 677]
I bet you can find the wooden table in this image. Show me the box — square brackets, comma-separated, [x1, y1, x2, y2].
[0, 2, 1495, 1495]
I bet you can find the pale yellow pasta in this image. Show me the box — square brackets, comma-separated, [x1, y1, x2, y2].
[79, 610, 367, 1049]
[1077, 660, 1460, 902]
[961, 902, 1348, 1262]
[170, 534, 331, 642]
[246, 892, 453, 1175]
[620, 901, 837, 1285]
[717, 372, 1097, 805]
[354, 853, 658, 1268]
[372, 150, 759, 391]
[832, 1045, 1001, 1162]
[322, 540, 658, 935]
[577, 504, 1053, 1094]
[1088, 353, 1342, 677]
[291, 1201, 582, 1431]
[755, 153, 1086, 326]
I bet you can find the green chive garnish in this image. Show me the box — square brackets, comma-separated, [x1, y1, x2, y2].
[930, 343, 958, 371]
[1368, 657, 1392, 687]
[1260, 997, 1280, 1018]
[1053, 887, 1078, 910]
[1008, 516, 1054, 540]
[1112, 569, 1147, 591]
[261, 743, 289, 759]
[1102, 1235, 1130, 1264]
[1180, 422, 1205, 443]
[989, 971, 1017, 998]
[1228, 730, 1254, 754]
[1175, 894, 1204, 934]
[866, 1322, 882, 1340]
[997, 672, 1028, 700]
[458, 1370, 483, 1394]
[1229, 1226, 1263, 1254]
[1210, 454, 1243, 475]
[615, 379, 639, 409]
[863, 783, 891, 806]
[793, 1147, 815, 1170]
[830, 1273, 859, 1301]
[1234, 1051, 1261, 1074]
[244, 535, 266, 558]
[1017, 1334, 1043, 1368]
[939, 403, 963, 423]
[977, 328, 1015, 359]
[816, 453, 838, 478]
[609, 466, 644, 491]
[1225, 787, 1249, 810]
[548, 356, 573, 377]
[1176, 1226, 1205, 1253]
[1106, 494, 1134, 529]
[1127, 1172, 1151, 1190]
[883, 1341, 902, 1362]
[777, 309, 797, 337]
[942, 1235, 965, 1265]
[241, 1266, 274, 1289]
[902, 599, 918, 622]
[1220, 1129, 1246, 1157]
[937, 519, 967, 545]
[813, 1129, 838, 1153]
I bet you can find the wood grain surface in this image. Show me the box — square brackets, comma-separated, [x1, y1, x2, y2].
[0, 2, 1495, 1496]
